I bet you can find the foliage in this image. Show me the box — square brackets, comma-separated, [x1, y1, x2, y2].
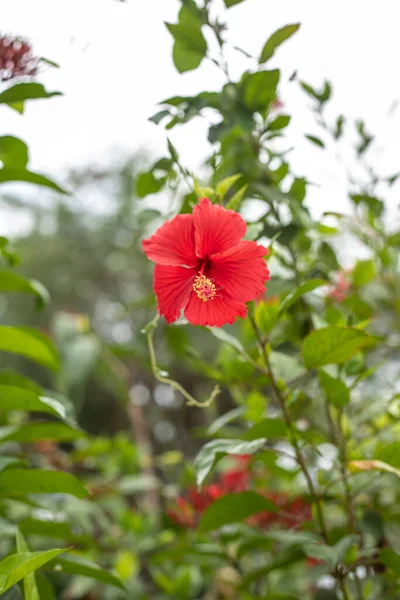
[1, 2, 400, 599]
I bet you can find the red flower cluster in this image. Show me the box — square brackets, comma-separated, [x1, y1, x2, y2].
[328, 270, 352, 303]
[142, 198, 270, 327]
[167, 457, 311, 530]
[0, 36, 38, 82]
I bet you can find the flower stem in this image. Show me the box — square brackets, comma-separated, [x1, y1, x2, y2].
[249, 313, 329, 542]
[144, 313, 220, 408]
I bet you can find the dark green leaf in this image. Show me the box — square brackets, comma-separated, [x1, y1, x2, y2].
[0, 422, 83, 443]
[289, 177, 306, 202]
[242, 418, 287, 441]
[0, 326, 59, 371]
[0, 549, 66, 594]
[0, 270, 49, 309]
[241, 70, 280, 113]
[136, 172, 166, 198]
[148, 110, 170, 125]
[0, 469, 87, 498]
[380, 548, 400, 573]
[302, 327, 377, 368]
[0, 83, 61, 113]
[194, 438, 266, 487]
[0, 385, 66, 418]
[319, 371, 350, 407]
[268, 115, 291, 131]
[46, 555, 125, 590]
[259, 24, 300, 63]
[279, 279, 327, 313]
[223, 0, 245, 6]
[199, 491, 278, 532]
[300, 80, 331, 105]
[0, 137, 28, 168]
[305, 134, 325, 148]
[0, 169, 67, 194]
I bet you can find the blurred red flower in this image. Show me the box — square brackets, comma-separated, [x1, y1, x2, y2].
[142, 198, 270, 327]
[328, 270, 352, 303]
[0, 35, 38, 82]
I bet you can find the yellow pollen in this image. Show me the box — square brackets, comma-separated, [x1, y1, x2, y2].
[193, 273, 217, 302]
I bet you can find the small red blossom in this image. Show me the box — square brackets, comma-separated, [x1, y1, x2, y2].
[328, 270, 352, 303]
[271, 98, 284, 111]
[142, 198, 270, 327]
[0, 35, 38, 82]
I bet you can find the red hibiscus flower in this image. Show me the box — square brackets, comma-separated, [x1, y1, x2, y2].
[142, 198, 270, 327]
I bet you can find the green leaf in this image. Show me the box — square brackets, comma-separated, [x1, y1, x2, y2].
[0, 385, 66, 418]
[0, 83, 61, 113]
[0, 469, 87, 498]
[165, 6, 207, 74]
[0, 422, 83, 443]
[255, 297, 279, 333]
[244, 222, 264, 240]
[194, 438, 266, 487]
[319, 371, 350, 407]
[0, 371, 41, 393]
[0, 549, 66, 594]
[279, 279, 327, 313]
[216, 174, 241, 200]
[350, 194, 384, 217]
[304, 535, 358, 569]
[380, 548, 400, 573]
[46, 555, 125, 590]
[0, 270, 49, 309]
[0, 457, 26, 472]
[268, 115, 291, 131]
[16, 532, 40, 600]
[300, 80, 331, 105]
[207, 407, 244, 435]
[302, 327, 377, 368]
[289, 177, 306, 202]
[148, 110, 170, 125]
[241, 70, 280, 113]
[376, 443, 400, 470]
[225, 185, 248, 210]
[0, 137, 28, 168]
[305, 134, 325, 148]
[223, 0, 245, 6]
[136, 171, 167, 198]
[352, 259, 375, 286]
[199, 491, 278, 532]
[207, 327, 245, 353]
[259, 24, 300, 63]
[242, 418, 287, 441]
[0, 168, 67, 194]
[0, 326, 59, 371]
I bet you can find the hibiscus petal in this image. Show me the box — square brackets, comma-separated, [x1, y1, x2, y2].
[154, 264, 197, 324]
[142, 214, 198, 267]
[208, 241, 270, 302]
[184, 292, 247, 327]
[194, 198, 247, 258]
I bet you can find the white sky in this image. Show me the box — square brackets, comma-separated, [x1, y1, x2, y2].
[2, 0, 400, 239]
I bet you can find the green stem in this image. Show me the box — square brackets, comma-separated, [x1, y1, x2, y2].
[145, 313, 220, 408]
[249, 312, 329, 542]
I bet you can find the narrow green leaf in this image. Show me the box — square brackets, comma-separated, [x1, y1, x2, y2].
[0, 385, 66, 418]
[16, 532, 40, 600]
[259, 24, 300, 63]
[0, 422, 83, 443]
[318, 371, 350, 407]
[268, 115, 291, 131]
[0, 326, 59, 371]
[46, 555, 125, 590]
[207, 327, 244, 353]
[0, 271, 49, 309]
[194, 438, 266, 487]
[0, 137, 28, 168]
[279, 279, 327, 313]
[348, 460, 400, 478]
[0, 549, 66, 594]
[0, 469, 87, 498]
[207, 407, 244, 435]
[199, 491, 278, 532]
[305, 134, 325, 148]
[302, 327, 377, 368]
[148, 110, 170, 125]
[225, 185, 248, 210]
[0, 168, 67, 194]
[223, 0, 245, 6]
[216, 174, 241, 200]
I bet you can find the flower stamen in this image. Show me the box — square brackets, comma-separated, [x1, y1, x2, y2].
[193, 273, 218, 302]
